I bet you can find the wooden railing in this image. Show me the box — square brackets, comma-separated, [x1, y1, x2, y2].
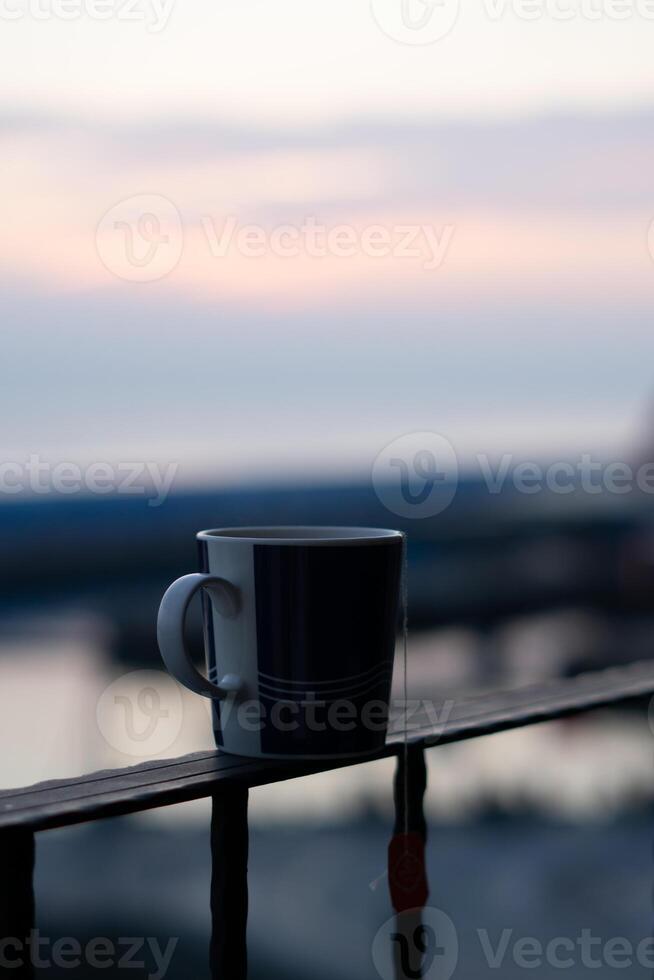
[2, 660, 654, 978]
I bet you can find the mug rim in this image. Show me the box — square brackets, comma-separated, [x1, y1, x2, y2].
[197, 526, 403, 546]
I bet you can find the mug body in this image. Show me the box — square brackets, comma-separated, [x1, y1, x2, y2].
[197, 527, 403, 759]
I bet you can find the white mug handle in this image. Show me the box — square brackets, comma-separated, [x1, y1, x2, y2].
[157, 573, 242, 699]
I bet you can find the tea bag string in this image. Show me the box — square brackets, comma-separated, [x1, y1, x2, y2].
[401, 531, 409, 844]
[370, 532, 411, 894]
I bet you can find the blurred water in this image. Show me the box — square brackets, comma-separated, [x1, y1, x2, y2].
[1, 614, 653, 824]
[3, 615, 654, 978]
[32, 814, 654, 979]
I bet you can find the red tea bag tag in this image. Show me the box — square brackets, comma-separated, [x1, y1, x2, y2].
[388, 831, 429, 913]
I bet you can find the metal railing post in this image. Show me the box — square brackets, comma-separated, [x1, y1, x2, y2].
[0, 829, 35, 979]
[210, 788, 249, 979]
[389, 745, 429, 980]
[393, 744, 428, 841]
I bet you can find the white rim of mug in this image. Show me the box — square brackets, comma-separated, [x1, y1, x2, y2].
[197, 526, 404, 546]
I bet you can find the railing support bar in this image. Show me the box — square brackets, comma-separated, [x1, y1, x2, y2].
[0, 829, 35, 979]
[210, 787, 249, 979]
[390, 745, 429, 980]
[393, 744, 428, 841]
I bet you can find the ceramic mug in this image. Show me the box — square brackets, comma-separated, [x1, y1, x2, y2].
[157, 526, 403, 759]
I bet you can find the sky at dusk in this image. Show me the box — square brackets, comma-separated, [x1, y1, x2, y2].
[2, 0, 654, 485]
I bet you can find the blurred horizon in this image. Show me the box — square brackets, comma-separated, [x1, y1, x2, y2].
[4, 101, 654, 482]
[3, 2, 654, 483]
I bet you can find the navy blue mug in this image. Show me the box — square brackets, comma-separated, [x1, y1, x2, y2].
[157, 527, 403, 759]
